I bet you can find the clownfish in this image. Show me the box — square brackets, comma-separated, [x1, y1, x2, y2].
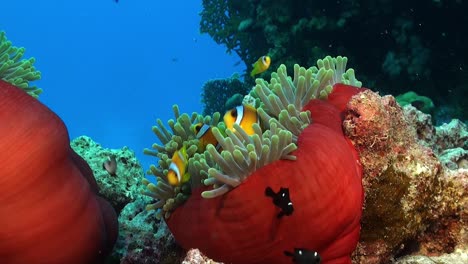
[250, 55, 271, 77]
[223, 104, 258, 136]
[193, 123, 221, 152]
[265, 186, 294, 218]
[284, 248, 321, 264]
[166, 146, 190, 186]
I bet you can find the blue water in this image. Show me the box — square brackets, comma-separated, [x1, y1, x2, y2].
[1, 0, 245, 171]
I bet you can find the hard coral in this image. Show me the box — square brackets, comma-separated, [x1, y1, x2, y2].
[115, 197, 184, 264]
[395, 250, 468, 264]
[144, 56, 365, 263]
[71, 136, 144, 213]
[344, 90, 467, 263]
[182, 249, 222, 264]
[0, 80, 117, 264]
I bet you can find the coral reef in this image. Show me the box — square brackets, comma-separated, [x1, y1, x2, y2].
[130, 89, 466, 264]
[403, 105, 467, 170]
[200, 73, 250, 115]
[71, 136, 144, 213]
[433, 120, 467, 155]
[439, 148, 467, 170]
[182, 249, 222, 264]
[114, 196, 184, 264]
[199, 0, 468, 121]
[0, 31, 42, 98]
[342, 90, 467, 263]
[395, 250, 468, 264]
[92, 82, 464, 264]
[0, 80, 117, 264]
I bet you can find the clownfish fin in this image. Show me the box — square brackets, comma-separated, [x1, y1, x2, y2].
[167, 171, 179, 186]
[265, 186, 275, 197]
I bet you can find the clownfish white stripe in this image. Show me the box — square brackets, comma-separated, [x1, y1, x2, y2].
[215, 143, 222, 151]
[169, 162, 181, 182]
[261, 56, 268, 65]
[235, 105, 244, 125]
[196, 124, 210, 138]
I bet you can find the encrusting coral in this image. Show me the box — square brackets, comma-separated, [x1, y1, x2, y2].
[343, 90, 467, 263]
[0, 31, 42, 98]
[143, 56, 365, 263]
[71, 136, 144, 213]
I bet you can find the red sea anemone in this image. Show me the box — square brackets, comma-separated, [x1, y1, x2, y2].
[0, 80, 118, 264]
[143, 56, 364, 264]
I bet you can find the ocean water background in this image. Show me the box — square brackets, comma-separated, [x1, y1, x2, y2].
[1, 0, 245, 171]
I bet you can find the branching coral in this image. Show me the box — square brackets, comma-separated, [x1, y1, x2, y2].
[0, 31, 42, 98]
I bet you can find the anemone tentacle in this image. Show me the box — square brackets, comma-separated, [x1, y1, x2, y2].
[142, 55, 362, 218]
[200, 122, 296, 198]
[0, 31, 42, 98]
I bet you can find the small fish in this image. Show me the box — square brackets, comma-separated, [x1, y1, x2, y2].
[284, 248, 321, 264]
[223, 104, 258, 136]
[193, 123, 221, 151]
[103, 155, 118, 176]
[265, 186, 294, 218]
[250, 55, 271, 77]
[167, 145, 190, 186]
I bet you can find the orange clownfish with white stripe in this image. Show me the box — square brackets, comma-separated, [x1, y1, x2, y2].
[223, 104, 259, 136]
[166, 145, 190, 187]
[250, 55, 271, 77]
[193, 123, 222, 152]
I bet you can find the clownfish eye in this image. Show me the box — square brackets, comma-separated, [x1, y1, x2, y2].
[194, 124, 202, 133]
[230, 108, 237, 118]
